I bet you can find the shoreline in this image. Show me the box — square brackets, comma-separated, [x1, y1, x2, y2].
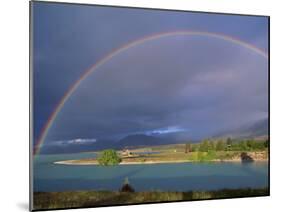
[54, 158, 268, 166]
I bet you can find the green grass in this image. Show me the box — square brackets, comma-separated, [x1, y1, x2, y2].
[186, 151, 234, 162]
[33, 187, 269, 210]
[60, 149, 267, 165]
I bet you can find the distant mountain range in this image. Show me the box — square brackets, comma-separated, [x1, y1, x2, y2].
[115, 134, 164, 147]
[214, 118, 268, 139]
[40, 118, 268, 154]
[40, 134, 173, 154]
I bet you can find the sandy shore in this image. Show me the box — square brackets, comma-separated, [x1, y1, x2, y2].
[54, 160, 189, 165]
[54, 160, 98, 165]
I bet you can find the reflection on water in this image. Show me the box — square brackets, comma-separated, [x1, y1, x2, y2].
[33, 152, 268, 192]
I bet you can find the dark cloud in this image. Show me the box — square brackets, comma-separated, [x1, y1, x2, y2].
[32, 2, 268, 145]
[45, 35, 268, 142]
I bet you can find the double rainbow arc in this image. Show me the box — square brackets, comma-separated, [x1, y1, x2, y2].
[33, 30, 268, 155]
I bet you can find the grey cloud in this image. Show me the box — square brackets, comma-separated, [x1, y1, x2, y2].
[45, 35, 268, 142]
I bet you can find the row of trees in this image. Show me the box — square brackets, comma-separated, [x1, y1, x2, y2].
[185, 138, 268, 153]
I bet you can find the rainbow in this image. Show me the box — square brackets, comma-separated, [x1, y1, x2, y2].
[33, 30, 268, 155]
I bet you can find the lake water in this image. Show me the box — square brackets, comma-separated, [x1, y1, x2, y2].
[33, 152, 269, 192]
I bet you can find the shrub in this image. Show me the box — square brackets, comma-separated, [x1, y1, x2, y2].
[97, 149, 121, 166]
[120, 177, 135, 192]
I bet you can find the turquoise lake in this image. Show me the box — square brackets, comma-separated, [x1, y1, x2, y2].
[33, 152, 269, 192]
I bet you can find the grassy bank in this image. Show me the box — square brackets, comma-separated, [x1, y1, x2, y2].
[33, 187, 269, 210]
[54, 139, 268, 165]
[55, 150, 268, 165]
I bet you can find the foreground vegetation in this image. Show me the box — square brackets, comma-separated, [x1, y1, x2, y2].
[33, 187, 269, 210]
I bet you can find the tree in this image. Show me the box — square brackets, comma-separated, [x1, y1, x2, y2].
[226, 137, 232, 146]
[97, 149, 122, 166]
[216, 140, 225, 151]
[191, 144, 198, 152]
[209, 141, 215, 151]
[185, 143, 191, 153]
[264, 139, 269, 148]
[199, 140, 209, 152]
[226, 137, 233, 151]
[239, 141, 248, 151]
[246, 140, 254, 148]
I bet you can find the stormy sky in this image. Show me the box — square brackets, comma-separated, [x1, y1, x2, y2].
[32, 2, 268, 146]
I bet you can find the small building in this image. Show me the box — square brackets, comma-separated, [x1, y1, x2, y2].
[121, 149, 133, 157]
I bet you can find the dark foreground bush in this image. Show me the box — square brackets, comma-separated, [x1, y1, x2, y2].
[120, 177, 135, 192]
[34, 187, 269, 210]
